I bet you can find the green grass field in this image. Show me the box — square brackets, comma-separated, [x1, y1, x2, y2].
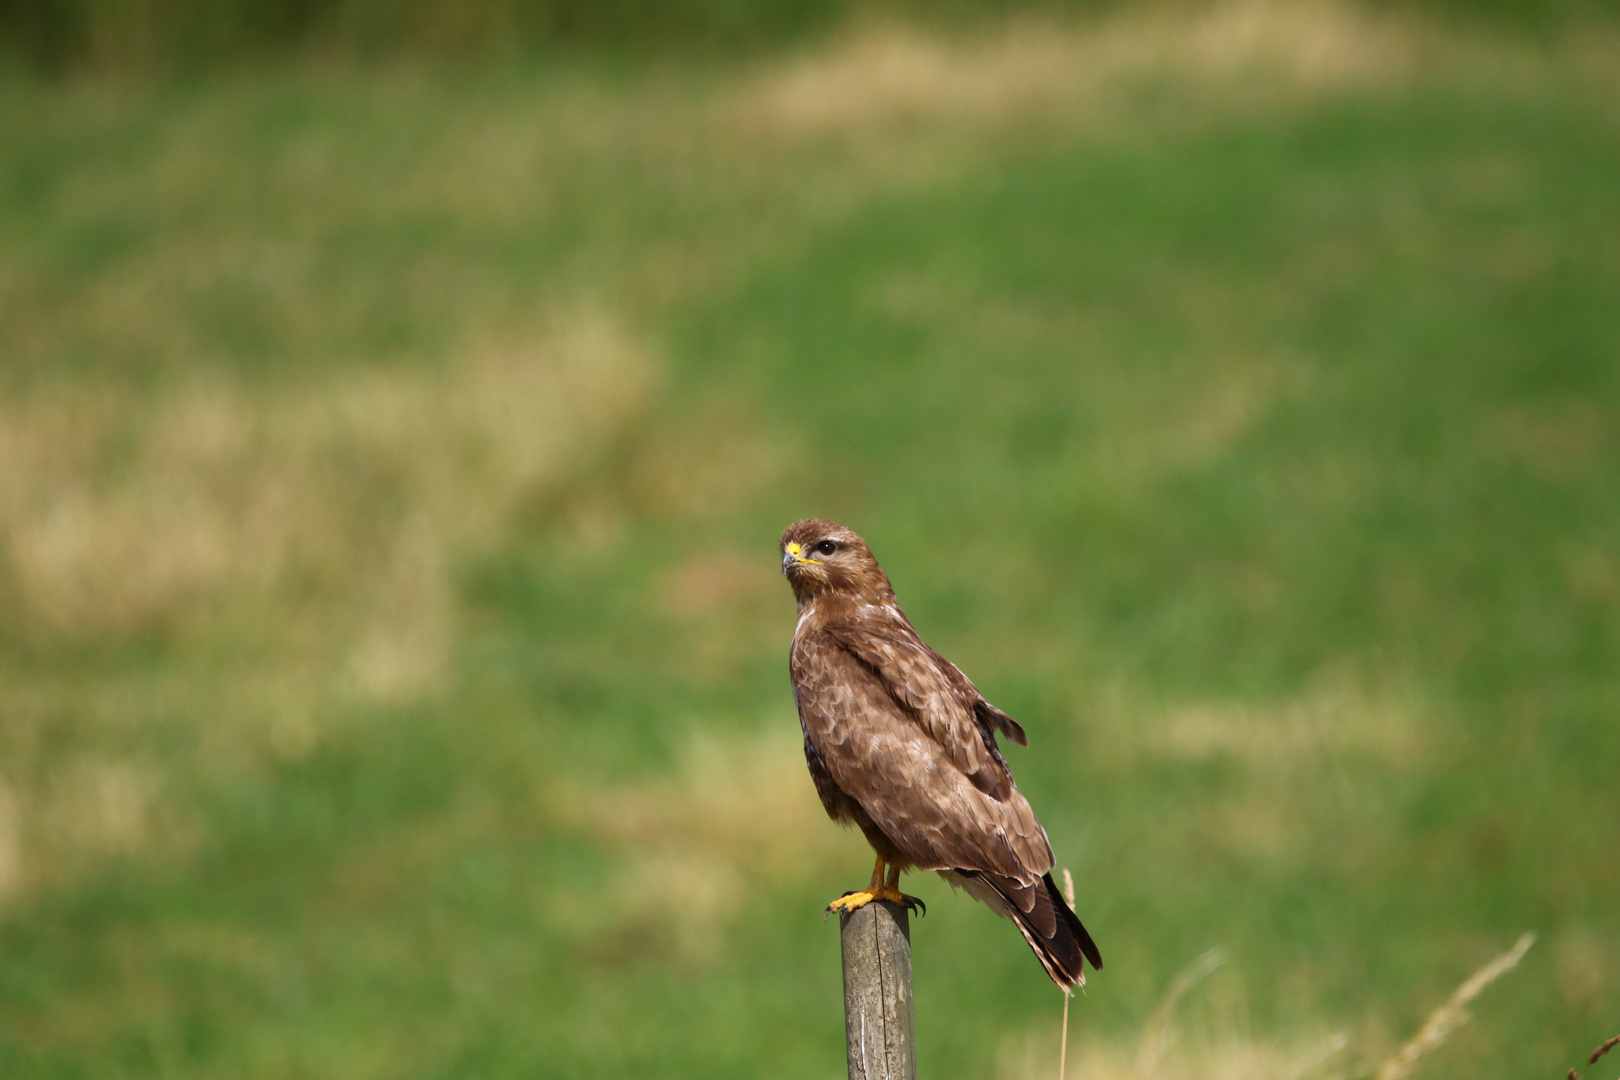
[1, 4, 1618, 1077]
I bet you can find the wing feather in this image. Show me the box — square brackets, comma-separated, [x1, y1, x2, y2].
[792, 629, 1052, 877]
[827, 620, 1014, 799]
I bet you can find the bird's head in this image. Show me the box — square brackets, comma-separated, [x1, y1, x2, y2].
[780, 519, 893, 605]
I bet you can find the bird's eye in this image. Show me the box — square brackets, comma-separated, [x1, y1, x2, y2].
[816, 540, 838, 555]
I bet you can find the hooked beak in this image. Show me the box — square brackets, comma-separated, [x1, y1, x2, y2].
[782, 541, 814, 575]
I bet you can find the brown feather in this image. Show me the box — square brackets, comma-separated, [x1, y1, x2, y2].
[782, 519, 1103, 988]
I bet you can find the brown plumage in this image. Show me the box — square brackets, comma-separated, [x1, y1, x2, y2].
[781, 518, 1102, 991]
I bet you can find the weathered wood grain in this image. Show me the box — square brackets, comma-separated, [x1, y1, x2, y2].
[839, 900, 917, 1080]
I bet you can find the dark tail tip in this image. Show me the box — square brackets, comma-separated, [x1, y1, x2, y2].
[971, 869, 1103, 989]
[1044, 871, 1103, 973]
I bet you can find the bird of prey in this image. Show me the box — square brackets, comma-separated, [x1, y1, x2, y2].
[781, 519, 1102, 990]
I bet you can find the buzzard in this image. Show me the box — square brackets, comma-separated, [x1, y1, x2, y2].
[781, 519, 1103, 990]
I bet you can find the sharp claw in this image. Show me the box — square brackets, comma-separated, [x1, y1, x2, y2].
[826, 889, 875, 920]
[826, 888, 927, 920]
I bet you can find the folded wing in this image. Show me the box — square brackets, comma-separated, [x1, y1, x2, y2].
[792, 628, 1053, 880]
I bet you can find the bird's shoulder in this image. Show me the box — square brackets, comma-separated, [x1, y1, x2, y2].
[824, 606, 974, 705]
[820, 600, 1033, 752]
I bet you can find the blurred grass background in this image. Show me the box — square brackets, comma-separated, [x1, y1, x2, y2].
[2, 0, 1617, 72]
[1, 1, 1618, 1078]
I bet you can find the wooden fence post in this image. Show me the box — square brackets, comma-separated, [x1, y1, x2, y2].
[838, 900, 917, 1080]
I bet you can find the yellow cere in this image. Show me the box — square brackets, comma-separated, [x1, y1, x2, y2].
[786, 542, 801, 555]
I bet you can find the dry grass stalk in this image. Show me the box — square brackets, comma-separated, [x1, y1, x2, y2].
[1060, 867, 1076, 1080]
[1136, 947, 1229, 1078]
[1374, 931, 1536, 1080]
[1281, 1032, 1348, 1080]
[1565, 1033, 1620, 1080]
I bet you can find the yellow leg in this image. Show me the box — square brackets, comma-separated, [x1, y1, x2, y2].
[825, 855, 926, 916]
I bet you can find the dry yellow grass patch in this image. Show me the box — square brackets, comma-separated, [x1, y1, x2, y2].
[1002, 934, 1533, 1080]
[1072, 674, 1436, 860]
[1489, 398, 1613, 482]
[736, 0, 1428, 138]
[0, 306, 653, 901]
[998, 946, 1347, 1080]
[1006, 1036, 1349, 1080]
[560, 725, 852, 960]
[0, 779, 22, 900]
[1092, 672, 1431, 773]
[2, 307, 648, 667]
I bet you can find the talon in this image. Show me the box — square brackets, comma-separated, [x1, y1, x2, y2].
[827, 856, 924, 919]
[827, 890, 878, 917]
[827, 887, 925, 916]
[883, 890, 925, 916]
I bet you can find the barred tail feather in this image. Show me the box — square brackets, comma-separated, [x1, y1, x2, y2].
[947, 869, 1103, 991]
